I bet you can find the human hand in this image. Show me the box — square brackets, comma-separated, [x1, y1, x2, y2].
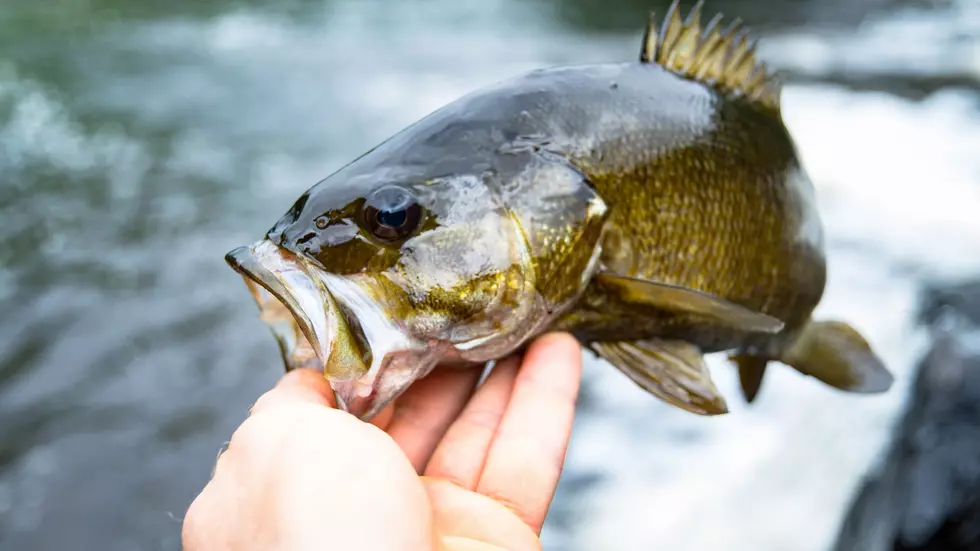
[181, 332, 583, 551]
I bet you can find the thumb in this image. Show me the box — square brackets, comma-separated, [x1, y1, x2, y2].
[249, 369, 338, 415]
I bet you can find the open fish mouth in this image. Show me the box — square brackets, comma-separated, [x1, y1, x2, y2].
[225, 239, 446, 420]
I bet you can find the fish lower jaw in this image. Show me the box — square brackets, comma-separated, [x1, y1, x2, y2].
[330, 344, 451, 420]
[331, 378, 381, 418]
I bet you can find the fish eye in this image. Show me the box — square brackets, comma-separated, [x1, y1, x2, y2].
[361, 185, 424, 243]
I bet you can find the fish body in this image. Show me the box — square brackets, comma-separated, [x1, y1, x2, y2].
[225, 0, 893, 419]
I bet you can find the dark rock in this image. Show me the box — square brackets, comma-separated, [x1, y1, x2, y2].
[833, 278, 980, 551]
[919, 279, 980, 328]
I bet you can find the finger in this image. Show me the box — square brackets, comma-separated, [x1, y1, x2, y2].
[183, 485, 222, 550]
[475, 333, 582, 535]
[248, 369, 336, 416]
[369, 403, 395, 431]
[224, 370, 335, 473]
[423, 356, 520, 489]
[421, 477, 541, 551]
[385, 365, 484, 473]
[272, 369, 396, 429]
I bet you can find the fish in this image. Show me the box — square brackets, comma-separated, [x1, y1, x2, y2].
[224, 0, 895, 420]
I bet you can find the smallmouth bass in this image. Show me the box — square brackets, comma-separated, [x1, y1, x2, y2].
[225, 0, 894, 419]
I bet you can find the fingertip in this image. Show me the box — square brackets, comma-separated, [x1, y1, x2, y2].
[250, 370, 337, 415]
[532, 331, 581, 350]
[276, 368, 332, 392]
[526, 333, 583, 375]
[281, 369, 337, 406]
[519, 332, 583, 400]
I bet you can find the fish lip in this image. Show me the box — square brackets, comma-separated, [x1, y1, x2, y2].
[224, 240, 336, 371]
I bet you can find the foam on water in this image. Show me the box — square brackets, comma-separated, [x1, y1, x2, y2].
[791, 87, 980, 277]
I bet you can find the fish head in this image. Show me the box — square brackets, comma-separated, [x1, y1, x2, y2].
[225, 168, 548, 419]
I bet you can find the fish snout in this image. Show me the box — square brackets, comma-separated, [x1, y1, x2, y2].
[225, 239, 449, 420]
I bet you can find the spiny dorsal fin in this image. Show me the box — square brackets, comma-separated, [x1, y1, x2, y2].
[640, 0, 782, 114]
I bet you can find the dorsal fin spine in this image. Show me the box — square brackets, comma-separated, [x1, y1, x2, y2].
[639, 0, 782, 114]
[639, 12, 656, 62]
[685, 0, 704, 32]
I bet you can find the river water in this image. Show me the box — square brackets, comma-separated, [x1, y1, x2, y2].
[1, 0, 978, 549]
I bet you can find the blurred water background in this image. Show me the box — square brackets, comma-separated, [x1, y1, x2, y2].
[1, 0, 979, 549]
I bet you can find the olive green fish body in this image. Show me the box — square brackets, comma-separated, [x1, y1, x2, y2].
[225, 0, 894, 419]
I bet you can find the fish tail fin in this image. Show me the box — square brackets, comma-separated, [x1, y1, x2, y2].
[776, 320, 894, 394]
[591, 338, 729, 415]
[728, 353, 769, 403]
[639, 0, 782, 115]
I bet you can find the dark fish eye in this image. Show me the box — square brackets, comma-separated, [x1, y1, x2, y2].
[362, 185, 424, 242]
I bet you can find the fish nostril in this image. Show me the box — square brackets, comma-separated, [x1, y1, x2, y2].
[265, 228, 284, 245]
[296, 232, 317, 245]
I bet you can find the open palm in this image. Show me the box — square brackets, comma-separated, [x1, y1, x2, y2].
[182, 333, 583, 551]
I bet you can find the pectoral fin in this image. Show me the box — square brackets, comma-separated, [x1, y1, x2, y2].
[779, 320, 894, 393]
[591, 338, 729, 415]
[595, 272, 785, 334]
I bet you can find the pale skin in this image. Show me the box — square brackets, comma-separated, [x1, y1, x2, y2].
[182, 332, 583, 551]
